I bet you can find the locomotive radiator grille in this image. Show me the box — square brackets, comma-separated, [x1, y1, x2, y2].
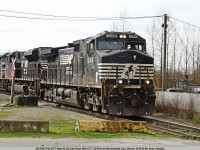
[98, 63, 154, 80]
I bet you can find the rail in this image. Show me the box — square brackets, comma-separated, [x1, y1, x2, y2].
[142, 115, 200, 140]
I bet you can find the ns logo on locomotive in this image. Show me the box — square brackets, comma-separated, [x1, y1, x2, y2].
[0, 31, 156, 116]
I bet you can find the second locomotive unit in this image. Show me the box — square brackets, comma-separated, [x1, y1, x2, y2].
[0, 31, 156, 116]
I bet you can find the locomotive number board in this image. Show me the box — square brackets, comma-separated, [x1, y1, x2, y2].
[106, 33, 138, 39]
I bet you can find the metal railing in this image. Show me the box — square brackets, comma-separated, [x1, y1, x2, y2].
[176, 81, 200, 94]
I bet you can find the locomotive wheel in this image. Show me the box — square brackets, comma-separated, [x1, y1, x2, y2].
[49, 96, 53, 102]
[93, 105, 101, 112]
[92, 95, 101, 112]
[89, 104, 93, 110]
[82, 98, 91, 110]
[44, 96, 49, 101]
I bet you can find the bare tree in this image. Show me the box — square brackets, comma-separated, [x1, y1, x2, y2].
[110, 9, 131, 32]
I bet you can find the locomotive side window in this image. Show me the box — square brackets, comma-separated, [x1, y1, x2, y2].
[74, 44, 80, 52]
[87, 40, 95, 54]
[90, 43, 94, 51]
[135, 44, 143, 51]
[125, 42, 145, 51]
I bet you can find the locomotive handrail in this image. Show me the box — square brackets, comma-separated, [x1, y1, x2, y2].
[101, 67, 113, 84]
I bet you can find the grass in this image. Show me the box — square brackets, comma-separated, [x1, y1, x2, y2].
[0, 119, 172, 138]
[192, 114, 200, 125]
[0, 109, 15, 119]
[0, 102, 177, 138]
[0, 100, 10, 103]
[0, 105, 173, 138]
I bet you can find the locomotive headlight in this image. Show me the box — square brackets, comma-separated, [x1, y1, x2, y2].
[118, 79, 123, 84]
[145, 80, 150, 85]
[119, 35, 127, 38]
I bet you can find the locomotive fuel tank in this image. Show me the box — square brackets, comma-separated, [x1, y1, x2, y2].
[14, 84, 28, 94]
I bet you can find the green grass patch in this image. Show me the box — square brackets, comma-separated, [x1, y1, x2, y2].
[0, 99, 10, 103]
[192, 117, 200, 125]
[0, 118, 173, 138]
[0, 109, 14, 119]
[0, 106, 173, 138]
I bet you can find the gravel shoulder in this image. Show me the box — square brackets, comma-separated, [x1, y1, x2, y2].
[0, 137, 200, 148]
[1, 100, 99, 121]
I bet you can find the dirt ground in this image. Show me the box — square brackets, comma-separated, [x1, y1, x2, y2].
[0, 100, 99, 121]
[0, 97, 200, 149]
[0, 137, 200, 148]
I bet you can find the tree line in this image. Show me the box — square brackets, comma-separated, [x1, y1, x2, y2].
[146, 14, 200, 90]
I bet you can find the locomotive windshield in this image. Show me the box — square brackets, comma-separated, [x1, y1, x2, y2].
[97, 40, 145, 51]
[98, 41, 122, 50]
[96, 33, 146, 51]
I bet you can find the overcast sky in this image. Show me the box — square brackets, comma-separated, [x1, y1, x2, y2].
[0, 0, 200, 53]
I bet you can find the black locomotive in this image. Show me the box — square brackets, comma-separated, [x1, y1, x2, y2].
[0, 31, 155, 116]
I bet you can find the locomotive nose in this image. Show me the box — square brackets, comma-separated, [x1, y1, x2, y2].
[99, 50, 134, 63]
[99, 50, 153, 64]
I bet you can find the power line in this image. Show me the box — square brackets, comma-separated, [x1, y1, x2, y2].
[0, 9, 163, 21]
[169, 20, 194, 66]
[169, 16, 200, 29]
[169, 20, 187, 49]
[1, 9, 200, 28]
[0, 9, 112, 19]
[0, 14, 112, 21]
[0, 9, 67, 18]
[0, 14, 162, 21]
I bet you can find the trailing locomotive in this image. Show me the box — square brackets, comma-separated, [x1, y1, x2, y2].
[0, 31, 155, 116]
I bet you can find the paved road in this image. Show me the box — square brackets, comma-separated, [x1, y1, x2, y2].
[0, 137, 200, 150]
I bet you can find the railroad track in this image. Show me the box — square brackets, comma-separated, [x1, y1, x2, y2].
[141, 116, 200, 140]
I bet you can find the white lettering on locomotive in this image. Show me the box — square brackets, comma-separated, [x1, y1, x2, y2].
[23, 60, 28, 74]
[129, 35, 138, 38]
[87, 57, 94, 64]
[106, 34, 117, 38]
[60, 54, 73, 65]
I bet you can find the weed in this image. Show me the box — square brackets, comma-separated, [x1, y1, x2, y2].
[185, 98, 196, 119]
[156, 98, 180, 116]
[155, 96, 200, 126]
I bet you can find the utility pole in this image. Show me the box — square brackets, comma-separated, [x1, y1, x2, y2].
[162, 14, 168, 91]
[197, 45, 200, 79]
[160, 34, 163, 90]
[10, 57, 16, 104]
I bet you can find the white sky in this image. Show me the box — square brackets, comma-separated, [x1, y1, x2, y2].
[0, 0, 200, 53]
